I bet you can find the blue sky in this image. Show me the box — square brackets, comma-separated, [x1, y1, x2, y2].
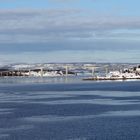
[0, 0, 140, 64]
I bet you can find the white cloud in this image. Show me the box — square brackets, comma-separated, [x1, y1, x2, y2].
[0, 8, 140, 43]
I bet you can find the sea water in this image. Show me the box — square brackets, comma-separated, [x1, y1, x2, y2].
[0, 77, 140, 140]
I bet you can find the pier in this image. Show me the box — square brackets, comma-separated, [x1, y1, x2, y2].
[83, 76, 140, 81]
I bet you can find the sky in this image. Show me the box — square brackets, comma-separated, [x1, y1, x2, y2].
[0, 0, 140, 64]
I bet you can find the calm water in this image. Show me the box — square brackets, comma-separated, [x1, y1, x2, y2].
[0, 77, 140, 140]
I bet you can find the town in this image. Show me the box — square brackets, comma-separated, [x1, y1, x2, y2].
[0, 63, 140, 80]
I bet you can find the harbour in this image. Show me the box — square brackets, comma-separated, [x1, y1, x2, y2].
[1, 0, 140, 139]
[1, 63, 140, 82]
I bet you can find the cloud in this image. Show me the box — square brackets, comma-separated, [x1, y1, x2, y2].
[0, 8, 140, 43]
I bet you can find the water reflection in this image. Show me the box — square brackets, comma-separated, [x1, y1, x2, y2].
[0, 76, 84, 84]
